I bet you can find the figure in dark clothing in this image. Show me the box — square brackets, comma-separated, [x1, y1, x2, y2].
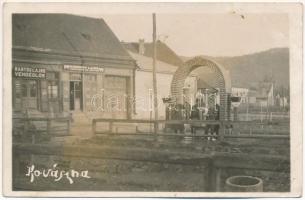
[213, 104, 220, 138]
[190, 102, 199, 120]
[184, 101, 191, 120]
[206, 106, 215, 140]
[190, 100, 200, 134]
[172, 104, 185, 133]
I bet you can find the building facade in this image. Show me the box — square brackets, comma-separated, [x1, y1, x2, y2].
[123, 40, 197, 120]
[248, 82, 274, 107]
[13, 14, 136, 120]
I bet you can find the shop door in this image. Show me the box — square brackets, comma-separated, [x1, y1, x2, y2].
[47, 80, 60, 113]
[14, 80, 38, 111]
[70, 81, 83, 111]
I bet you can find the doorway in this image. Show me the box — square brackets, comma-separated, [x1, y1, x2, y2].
[70, 81, 83, 111]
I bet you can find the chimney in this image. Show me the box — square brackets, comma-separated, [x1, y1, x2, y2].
[138, 39, 145, 55]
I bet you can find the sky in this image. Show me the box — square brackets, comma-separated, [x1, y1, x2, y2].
[96, 13, 289, 57]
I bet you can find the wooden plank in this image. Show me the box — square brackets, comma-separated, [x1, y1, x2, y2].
[93, 118, 288, 127]
[12, 116, 70, 136]
[95, 132, 214, 138]
[93, 118, 284, 123]
[93, 118, 158, 123]
[13, 117, 70, 121]
[224, 134, 289, 139]
[94, 131, 289, 140]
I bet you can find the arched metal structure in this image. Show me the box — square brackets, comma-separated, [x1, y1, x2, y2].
[170, 56, 231, 120]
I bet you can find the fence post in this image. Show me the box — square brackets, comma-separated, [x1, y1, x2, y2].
[154, 121, 158, 135]
[219, 121, 225, 141]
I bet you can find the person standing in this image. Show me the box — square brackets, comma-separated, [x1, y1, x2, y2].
[184, 101, 191, 120]
[206, 106, 215, 140]
[190, 99, 200, 134]
[214, 104, 220, 139]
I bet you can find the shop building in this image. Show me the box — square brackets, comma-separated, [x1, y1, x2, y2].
[13, 14, 136, 120]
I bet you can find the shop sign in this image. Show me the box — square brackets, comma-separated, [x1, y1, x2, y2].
[63, 65, 104, 72]
[13, 66, 46, 79]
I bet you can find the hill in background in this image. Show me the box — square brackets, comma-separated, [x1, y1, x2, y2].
[180, 48, 289, 90]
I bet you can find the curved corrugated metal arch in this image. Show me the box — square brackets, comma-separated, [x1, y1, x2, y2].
[170, 56, 232, 120]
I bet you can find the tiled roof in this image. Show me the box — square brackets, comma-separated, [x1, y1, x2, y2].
[128, 51, 178, 74]
[13, 14, 133, 60]
[123, 41, 184, 67]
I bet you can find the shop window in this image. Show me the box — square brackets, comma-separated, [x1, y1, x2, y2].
[40, 80, 49, 112]
[13, 80, 38, 111]
[16, 80, 37, 97]
[46, 72, 59, 99]
[15, 81, 21, 98]
[29, 82, 37, 97]
[48, 81, 58, 98]
[74, 82, 82, 98]
[14, 80, 22, 110]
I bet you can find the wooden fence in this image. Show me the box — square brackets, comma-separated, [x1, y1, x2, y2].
[13, 116, 71, 139]
[92, 118, 289, 140]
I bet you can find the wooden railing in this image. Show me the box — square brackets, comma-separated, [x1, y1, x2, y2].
[13, 116, 71, 138]
[92, 118, 289, 140]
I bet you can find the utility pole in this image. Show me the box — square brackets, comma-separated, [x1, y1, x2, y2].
[152, 13, 159, 134]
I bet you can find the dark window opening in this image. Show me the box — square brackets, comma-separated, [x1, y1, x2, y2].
[29, 82, 37, 97]
[48, 81, 58, 99]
